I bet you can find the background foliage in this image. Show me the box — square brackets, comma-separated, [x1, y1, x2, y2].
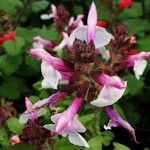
[0, 0, 150, 150]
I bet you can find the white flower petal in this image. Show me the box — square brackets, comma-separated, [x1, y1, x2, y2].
[100, 47, 110, 61]
[40, 14, 53, 20]
[94, 27, 113, 48]
[51, 113, 62, 123]
[90, 83, 127, 107]
[33, 42, 44, 49]
[69, 26, 112, 48]
[133, 60, 147, 80]
[69, 26, 87, 45]
[43, 124, 56, 131]
[53, 38, 67, 51]
[69, 17, 75, 26]
[19, 112, 30, 124]
[36, 108, 47, 117]
[68, 117, 86, 133]
[68, 132, 89, 148]
[104, 124, 111, 130]
[41, 61, 62, 89]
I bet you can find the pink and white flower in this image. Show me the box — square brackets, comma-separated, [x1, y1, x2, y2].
[41, 4, 57, 20]
[29, 48, 74, 89]
[19, 92, 68, 124]
[41, 4, 84, 32]
[10, 135, 20, 145]
[91, 74, 127, 107]
[33, 36, 70, 89]
[19, 97, 47, 124]
[44, 97, 89, 147]
[33, 36, 55, 49]
[41, 61, 62, 89]
[105, 106, 137, 142]
[126, 51, 150, 80]
[68, 2, 113, 49]
[53, 32, 69, 51]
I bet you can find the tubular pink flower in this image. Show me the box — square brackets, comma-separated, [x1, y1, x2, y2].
[126, 51, 150, 79]
[41, 61, 62, 89]
[126, 51, 150, 67]
[29, 48, 73, 72]
[71, 14, 84, 28]
[25, 97, 37, 122]
[68, 2, 112, 49]
[44, 98, 89, 147]
[53, 32, 69, 51]
[40, 4, 57, 20]
[105, 106, 137, 143]
[55, 97, 83, 133]
[96, 73, 126, 89]
[51, 4, 57, 17]
[33, 91, 68, 108]
[91, 74, 127, 107]
[10, 135, 20, 145]
[130, 36, 136, 44]
[19, 97, 47, 124]
[87, 2, 97, 42]
[33, 36, 54, 49]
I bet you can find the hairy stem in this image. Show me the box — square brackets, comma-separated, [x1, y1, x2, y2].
[92, 107, 102, 136]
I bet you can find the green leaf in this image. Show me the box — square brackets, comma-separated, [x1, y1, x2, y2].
[0, 77, 29, 100]
[0, 54, 22, 76]
[0, 0, 23, 15]
[4, 144, 36, 150]
[0, 128, 10, 146]
[39, 26, 61, 41]
[7, 117, 24, 134]
[3, 36, 25, 56]
[114, 104, 126, 119]
[122, 103, 141, 125]
[119, 2, 142, 19]
[0, 81, 19, 100]
[124, 75, 144, 95]
[137, 36, 150, 51]
[29, 95, 40, 104]
[113, 142, 131, 150]
[33, 81, 43, 91]
[123, 19, 150, 34]
[88, 136, 102, 150]
[101, 131, 115, 146]
[31, 0, 49, 13]
[16, 26, 61, 44]
[55, 137, 83, 150]
[79, 114, 93, 125]
[25, 55, 40, 73]
[73, 6, 83, 15]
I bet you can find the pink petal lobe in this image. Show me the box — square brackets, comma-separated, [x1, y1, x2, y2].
[55, 97, 83, 133]
[87, 2, 97, 43]
[29, 48, 73, 72]
[51, 4, 57, 17]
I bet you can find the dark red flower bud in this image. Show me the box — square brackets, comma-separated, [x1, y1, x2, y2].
[118, 0, 133, 10]
[128, 49, 139, 55]
[96, 20, 108, 28]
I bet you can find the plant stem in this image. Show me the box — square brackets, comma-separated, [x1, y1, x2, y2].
[92, 107, 102, 136]
[141, 0, 146, 18]
[13, 0, 31, 30]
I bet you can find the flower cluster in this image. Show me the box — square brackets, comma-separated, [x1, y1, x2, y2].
[12, 2, 150, 148]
